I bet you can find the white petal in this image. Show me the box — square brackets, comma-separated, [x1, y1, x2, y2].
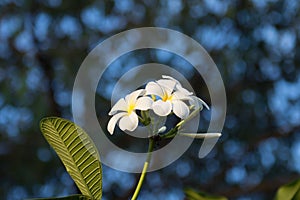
[135, 96, 153, 110]
[119, 112, 139, 131]
[172, 100, 190, 119]
[109, 98, 127, 115]
[152, 100, 172, 116]
[189, 96, 209, 110]
[162, 75, 193, 95]
[162, 75, 179, 83]
[107, 112, 127, 134]
[175, 84, 193, 96]
[198, 97, 210, 110]
[145, 81, 164, 97]
[172, 91, 193, 101]
[125, 89, 145, 105]
[156, 79, 176, 93]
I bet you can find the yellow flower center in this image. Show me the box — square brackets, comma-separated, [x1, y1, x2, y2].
[127, 103, 135, 114]
[151, 95, 156, 101]
[162, 93, 173, 102]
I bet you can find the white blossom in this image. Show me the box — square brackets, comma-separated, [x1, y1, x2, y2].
[107, 89, 152, 134]
[107, 75, 210, 136]
[145, 76, 193, 119]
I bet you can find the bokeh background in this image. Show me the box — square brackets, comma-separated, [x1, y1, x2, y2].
[1, 0, 300, 199]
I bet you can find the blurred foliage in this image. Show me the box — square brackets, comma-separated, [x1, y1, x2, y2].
[1, 0, 300, 200]
[184, 188, 228, 200]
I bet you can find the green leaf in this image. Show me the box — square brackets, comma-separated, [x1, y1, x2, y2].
[40, 117, 102, 200]
[274, 178, 300, 200]
[184, 188, 228, 200]
[295, 189, 300, 200]
[28, 194, 92, 200]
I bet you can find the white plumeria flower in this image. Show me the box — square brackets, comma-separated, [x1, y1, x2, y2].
[145, 76, 193, 119]
[107, 89, 152, 135]
[163, 75, 209, 111]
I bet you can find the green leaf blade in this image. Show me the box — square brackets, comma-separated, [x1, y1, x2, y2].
[40, 117, 102, 200]
[274, 178, 300, 200]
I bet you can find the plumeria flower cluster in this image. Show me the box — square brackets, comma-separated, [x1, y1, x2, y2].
[107, 75, 209, 136]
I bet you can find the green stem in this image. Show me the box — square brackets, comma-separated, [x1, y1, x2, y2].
[131, 138, 154, 200]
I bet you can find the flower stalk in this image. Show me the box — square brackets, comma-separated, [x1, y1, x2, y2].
[131, 137, 154, 200]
